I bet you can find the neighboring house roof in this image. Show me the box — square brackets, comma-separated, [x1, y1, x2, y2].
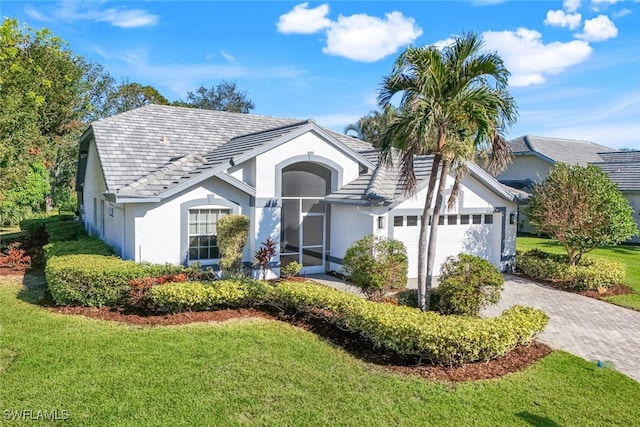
[508, 135, 615, 165]
[597, 151, 640, 163]
[326, 155, 518, 206]
[591, 151, 640, 191]
[79, 105, 376, 200]
[503, 136, 639, 194]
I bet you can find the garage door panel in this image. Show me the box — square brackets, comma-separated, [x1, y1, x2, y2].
[392, 212, 502, 279]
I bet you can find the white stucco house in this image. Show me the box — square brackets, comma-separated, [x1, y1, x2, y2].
[495, 135, 640, 242]
[76, 105, 521, 279]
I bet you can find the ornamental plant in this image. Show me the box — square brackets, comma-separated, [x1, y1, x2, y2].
[253, 237, 276, 280]
[342, 234, 408, 300]
[527, 163, 637, 265]
[437, 254, 504, 317]
[217, 214, 250, 275]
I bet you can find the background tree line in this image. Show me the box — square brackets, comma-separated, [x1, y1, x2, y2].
[0, 18, 254, 225]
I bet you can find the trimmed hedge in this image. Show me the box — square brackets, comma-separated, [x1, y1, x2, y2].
[271, 281, 547, 365]
[46, 255, 185, 307]
[149, 279, 271, 313]
[517, 249, 624, 290]
[148, 279, 548, 365]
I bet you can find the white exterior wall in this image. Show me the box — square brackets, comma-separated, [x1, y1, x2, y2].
[388, 173, 517, 278]
[624, 192, 640, 243]
[82, 141, 107, 237]
[328, 205, 376, 273]
[131, 178, 250, 265]
[495, 155, 551, 183]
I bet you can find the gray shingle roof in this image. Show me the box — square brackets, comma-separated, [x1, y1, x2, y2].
[597, 151, 640, 163]
[508, 135, 615, 165]
[327, 155, 518, 205]
[591, 161, 640, 191]
[85, 105, 375, 196]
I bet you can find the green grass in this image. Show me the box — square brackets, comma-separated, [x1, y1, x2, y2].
[1, 277, 638, 426]
[517, 236, 640, 310]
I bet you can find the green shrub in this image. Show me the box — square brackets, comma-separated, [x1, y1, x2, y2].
[271, 281, 548, 365]
[45, 220, 87, 242]
[45, 255, 185, 307]
[342, 235, 408, 300]
[217, 214, 250, 275]
[437, 254, 504, 317]
[149, 280, 272, 313]
[517, 249, 624, 290]
[43, 238, 115, 259]
[281, 260, 302, 278]
[565, 259, 625, 290]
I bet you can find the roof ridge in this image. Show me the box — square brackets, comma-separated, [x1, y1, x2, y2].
[228, 119, 312, 140]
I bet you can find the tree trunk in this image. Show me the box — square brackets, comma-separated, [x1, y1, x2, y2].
[424, 158, 451, 310]
[417, 153, 442, 311]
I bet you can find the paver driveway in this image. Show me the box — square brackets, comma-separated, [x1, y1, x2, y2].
[481, 274, 640, 382]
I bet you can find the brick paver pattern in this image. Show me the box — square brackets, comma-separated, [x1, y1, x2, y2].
[482, 274, 640, 382]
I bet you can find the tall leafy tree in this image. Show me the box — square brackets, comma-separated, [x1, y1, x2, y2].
[0, 18, 86, 221]
[175, 80, 255, 113]
[528, 163, 637, 265]
[378, 33, 517, 310]
[104, 80, 169, 116]
[344, 105, 398, 149]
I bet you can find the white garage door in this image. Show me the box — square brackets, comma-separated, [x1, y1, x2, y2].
[391, 212, 502, 278]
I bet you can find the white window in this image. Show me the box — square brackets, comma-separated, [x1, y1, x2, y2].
[188, 208, 230, 261]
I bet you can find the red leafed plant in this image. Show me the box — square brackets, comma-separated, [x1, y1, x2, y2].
[128, 274, 187, 309]
[0, 242, 31, 271]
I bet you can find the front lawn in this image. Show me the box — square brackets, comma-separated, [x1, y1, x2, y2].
[1, 276, 638, 426]
[517, 236, 640, 310]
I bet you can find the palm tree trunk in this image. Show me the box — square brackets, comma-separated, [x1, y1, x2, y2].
[417, 153, 442, 311]
[424, 158, 451, 310]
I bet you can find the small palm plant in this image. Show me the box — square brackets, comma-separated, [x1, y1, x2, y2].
[253, 237, 276, 280]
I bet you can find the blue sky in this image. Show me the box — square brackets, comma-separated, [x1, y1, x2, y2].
[2, 0, 639, 149]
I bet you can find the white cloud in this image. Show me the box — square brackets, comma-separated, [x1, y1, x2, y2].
[95, 8, 159, 28]
[482, 28, 593, 87]
[276, 2, 331, 34]
[613, 8, 632, 18]
[575, 15, 618, 41]
[323, 12, 422, 62]
[591, 0, 621, 5]
[563, 0, 582, 13]
[544, 10, 582, 29]
[25, 5, 55, 23]
[277, 5, 422, 62]
[23, 1, 159, 28]
[105, 49, 306, 99]
[220, 51, 237, 64]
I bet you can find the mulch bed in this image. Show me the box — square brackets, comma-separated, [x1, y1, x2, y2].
[38, 300, 552, 382]
[3, 230, 554, 383]
[511, 272, 633, 300]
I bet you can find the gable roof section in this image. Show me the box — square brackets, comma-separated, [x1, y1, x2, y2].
[326, 155, 517, 206]
[89, 105, 301, 192]
[508, 135, 615, 165]
[82, 105, 375, 200]
[151, 120, 376, 200]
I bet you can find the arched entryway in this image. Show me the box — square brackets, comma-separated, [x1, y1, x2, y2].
[280, 162, 332, 274]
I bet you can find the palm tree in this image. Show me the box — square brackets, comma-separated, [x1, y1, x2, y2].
[344, 105, 398, 149]
[378, 32, 517, 311]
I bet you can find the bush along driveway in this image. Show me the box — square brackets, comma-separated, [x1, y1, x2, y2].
[482, 274, 640, 382]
